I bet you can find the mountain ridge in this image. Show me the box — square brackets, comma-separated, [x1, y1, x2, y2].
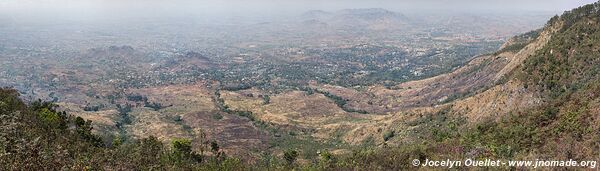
[298, 8, 409, 30]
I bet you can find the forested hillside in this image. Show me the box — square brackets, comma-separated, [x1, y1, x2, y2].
[0, 88, 249, 170]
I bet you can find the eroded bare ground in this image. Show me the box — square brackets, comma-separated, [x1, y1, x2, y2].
[311, 52, 514, 114]
[308, 23, 558, 118]
[57, 81, 269, 159]
[222, 89, 380, 145]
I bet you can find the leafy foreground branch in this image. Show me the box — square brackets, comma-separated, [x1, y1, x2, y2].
[0, 88, 247, 170]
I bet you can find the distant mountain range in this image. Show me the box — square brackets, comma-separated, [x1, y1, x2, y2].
[299, 8, 409, 30]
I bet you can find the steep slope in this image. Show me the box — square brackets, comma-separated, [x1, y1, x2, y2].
[310, 28, 544, 113]
[388, 1, 600, 167]
[307, 3, 600, 170]
[454, 2, 600, 122]
[449, 20, 563, 121]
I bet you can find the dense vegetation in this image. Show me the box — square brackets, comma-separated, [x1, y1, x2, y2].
[0, 88, 249, 170]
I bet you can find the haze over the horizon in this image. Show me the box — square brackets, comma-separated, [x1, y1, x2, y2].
[1, 0, 597, 16]
[0, 0, 596, 28]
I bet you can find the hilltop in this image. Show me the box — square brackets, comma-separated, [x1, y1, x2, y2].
[298, 8, 409, 30]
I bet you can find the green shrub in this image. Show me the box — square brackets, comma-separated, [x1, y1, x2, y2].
[383, 130, 395, 142]
[283, 149, 299, 165]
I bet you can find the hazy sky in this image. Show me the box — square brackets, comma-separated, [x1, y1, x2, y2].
[2, 0, 597, 11]
[0, 0, 597, 21]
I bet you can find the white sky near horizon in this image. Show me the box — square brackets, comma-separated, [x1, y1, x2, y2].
[1, 0, 597, 11]
[0, 0, 597, 21]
